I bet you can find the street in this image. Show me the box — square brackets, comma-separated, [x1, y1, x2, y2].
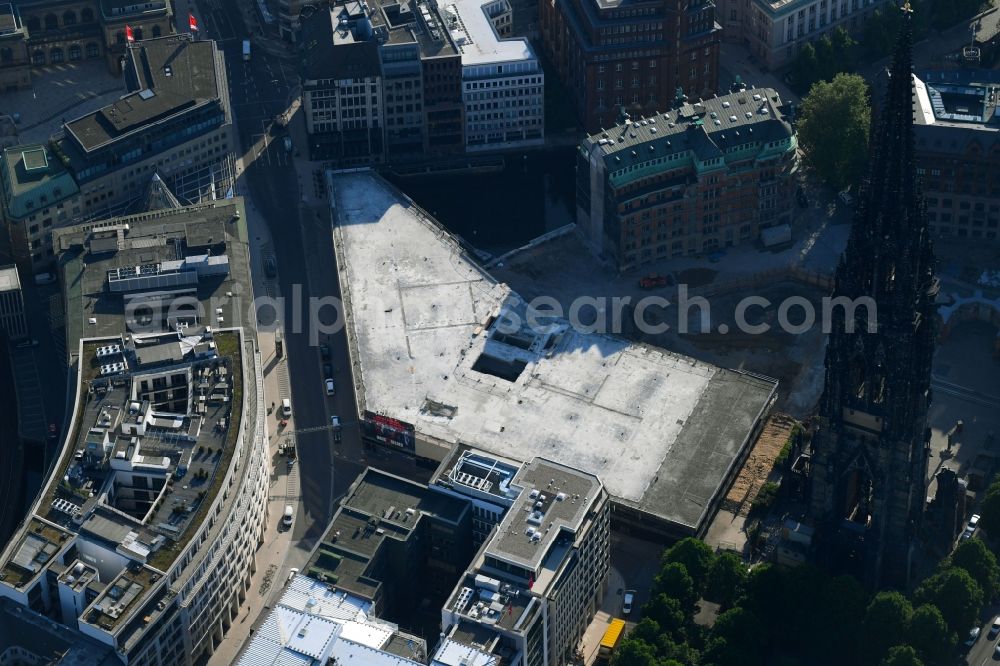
[966, 612, 1000, 665]
[198, 0, 365, 549]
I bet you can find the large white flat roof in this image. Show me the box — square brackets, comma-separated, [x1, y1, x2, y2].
[444, 0, 535, 66]
[330, 172, 777, 533]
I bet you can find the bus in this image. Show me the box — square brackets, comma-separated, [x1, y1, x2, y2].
[242, 39, 251, 61]
[596, 618, 626, 664]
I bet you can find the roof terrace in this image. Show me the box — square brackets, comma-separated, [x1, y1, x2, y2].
[81, 563, 163, 632]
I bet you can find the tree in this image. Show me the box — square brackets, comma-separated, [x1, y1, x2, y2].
[830, 26, 856, 60]
[654, 562, 698, 613]
[644, 594, 688, 640]
[703, 607, 767, 666]
[950, 538, 999, 600]
[906, 604, 955, 666]
[662, 538, 715, 594]
[879, 645, 924, 666]
[705, 551, 747, 607]
[790, 42, 820, 93]
[810, 574, 866, 665]
[861, 591, 912, 666]
[978, 481, 1000, 538]
[814, 35, 837, 82]
[611, 638, 659, 666]
[797, 73, 871, 190]
[913, 567, 984, 636]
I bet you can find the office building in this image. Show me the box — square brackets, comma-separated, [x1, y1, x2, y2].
[300, 0, 539, 163]
[0, 144, 82, 272]
[913, 69, 1000, 242]
[0, 198, 270, 665]
[0, 264, 27, 339]
[305, 467, 475, 634]
[539, 0, 720, 134]
[0, 0, 173, 90]
[235, 573, 428, 665]
[745, 0, 892, 70]
[435, 458, 610, 666]
[577, 86, 797, 271]
[329, 170, 777, 542]
[430, 446, 524, 546]
[0, 597, 116, 663]
[453, 0, 544, 150]
[2, 34, 234, 272]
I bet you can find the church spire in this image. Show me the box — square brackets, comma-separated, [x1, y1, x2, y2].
[808, 5, 938, 589]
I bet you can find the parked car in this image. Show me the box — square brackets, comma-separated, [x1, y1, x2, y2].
[639, 274, 668, 290]
[331, 415, 342, 442]
[989, 616, 1000, 638]
[963, 514, 981, 540]
[263, 256, 277, 278]
[281, 398, 292, 418]
[282, 505, 294, 528]
[320, 344, 330, 360]
[965, 625, 981, 647]
[323, 363, 333, 377]
[325, 378, 335, 396]
[623, 590, 636, 615]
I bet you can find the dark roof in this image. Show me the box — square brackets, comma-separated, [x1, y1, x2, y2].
[65, 35, 220, 152]
[582, 87, 793, 166]
[300, 7, 382, 81]
[0, 4, 19, 33]
[0, 598, 117, 665]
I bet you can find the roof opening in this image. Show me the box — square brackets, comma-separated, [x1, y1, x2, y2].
[472, 354, 527, 382]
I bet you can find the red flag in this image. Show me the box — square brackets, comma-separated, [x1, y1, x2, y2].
[125, 24, 135, 42]
[188, 13, 199, 32]
[527, 575, 534, 589]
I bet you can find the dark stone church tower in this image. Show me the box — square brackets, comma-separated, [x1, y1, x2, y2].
[807, 6, 938, 589]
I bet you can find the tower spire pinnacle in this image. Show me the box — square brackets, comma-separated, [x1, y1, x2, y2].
[807, 11, 937, 588]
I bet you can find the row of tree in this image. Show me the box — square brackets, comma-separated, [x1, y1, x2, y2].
[788, 0, 988, 95]
[611, 537, 999, 666]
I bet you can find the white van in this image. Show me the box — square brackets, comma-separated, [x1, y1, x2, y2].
[281, 398, 292, 418]
[283, 505, 293, 527]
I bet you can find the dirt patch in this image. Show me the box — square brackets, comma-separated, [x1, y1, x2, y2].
[723, 413, 798, 516]
[676, 267, 718, 288]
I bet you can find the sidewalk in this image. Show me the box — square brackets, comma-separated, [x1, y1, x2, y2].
[205, 160, 305, 665]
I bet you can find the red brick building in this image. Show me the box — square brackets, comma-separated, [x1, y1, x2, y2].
[539, 0, 721, 134]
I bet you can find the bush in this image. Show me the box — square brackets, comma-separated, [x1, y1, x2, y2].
[751, 482, 780, 514]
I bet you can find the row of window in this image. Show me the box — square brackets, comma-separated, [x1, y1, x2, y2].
[22, 8, 95, 31]
[29, 43, 100, 66]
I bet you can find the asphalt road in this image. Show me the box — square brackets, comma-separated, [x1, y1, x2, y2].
[967, 613, 1000, 665]
[198, 0, 365, 550]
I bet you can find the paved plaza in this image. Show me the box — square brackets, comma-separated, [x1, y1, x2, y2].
[2, 60, 125, 145]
